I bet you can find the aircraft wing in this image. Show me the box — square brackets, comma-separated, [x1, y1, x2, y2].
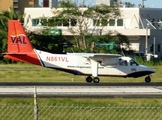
[82, 54, 122, 77]
[82, 53, 122, 61]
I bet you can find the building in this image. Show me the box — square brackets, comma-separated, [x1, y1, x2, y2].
[24, 7, 162, 58]
[96, 0, 114, 6]
[0, 0, 39, 13]
[0, 0, 13, 12]
[43, 0, 58, 8]
[16, 0, 39, 13]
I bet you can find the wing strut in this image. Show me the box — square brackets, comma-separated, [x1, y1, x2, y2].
[91, 59, 99, 77]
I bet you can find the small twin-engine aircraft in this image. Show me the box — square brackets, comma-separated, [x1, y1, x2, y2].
[3, 20, 155, 83]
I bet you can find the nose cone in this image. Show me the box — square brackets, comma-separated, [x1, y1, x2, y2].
[140, 65, 155, 74]
[149, 68, 156, 74]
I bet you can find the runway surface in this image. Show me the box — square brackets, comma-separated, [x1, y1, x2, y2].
[0, 82, 162, 98]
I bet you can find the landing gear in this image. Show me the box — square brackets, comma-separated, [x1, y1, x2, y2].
[86, 76, 100, 83]
[93, 77, 100, 83]
[86, 76, 93, 83]
[145, 76, 151, 83]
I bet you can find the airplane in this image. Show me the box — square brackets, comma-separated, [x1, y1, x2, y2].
[3, 20, 155, 83]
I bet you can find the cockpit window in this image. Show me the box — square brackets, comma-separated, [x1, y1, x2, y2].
[119, 59, 128, 66]
[130, 59, 139, 66]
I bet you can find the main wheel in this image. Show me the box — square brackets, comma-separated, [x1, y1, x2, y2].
[145, 76, 151, 83]
[86, 76, 93, 83]
[93, 77, 100, 83]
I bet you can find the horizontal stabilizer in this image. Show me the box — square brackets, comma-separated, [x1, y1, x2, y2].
[2, 52, 27, 55]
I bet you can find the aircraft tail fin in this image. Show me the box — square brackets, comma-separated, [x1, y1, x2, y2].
[3, 20, 42, 66]
[7, 20, 33, 53]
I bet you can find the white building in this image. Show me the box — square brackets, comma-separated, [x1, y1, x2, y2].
[24, 7, 162, 58]
[96, 0, 114, 6]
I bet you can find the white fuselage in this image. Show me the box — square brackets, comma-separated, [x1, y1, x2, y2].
[35, 50, 155, 77]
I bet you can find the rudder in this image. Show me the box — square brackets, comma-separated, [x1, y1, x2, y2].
[8, 20, 33, 53]
[3, 20, 42, 66]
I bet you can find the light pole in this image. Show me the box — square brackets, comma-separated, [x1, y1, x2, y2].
[145, 23, 152, 61]
[142, 0, 146, 8]
[153, 37, 155, 56]
[145, 27, 148, 55]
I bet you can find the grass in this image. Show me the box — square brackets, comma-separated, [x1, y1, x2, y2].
[0, 97, 162, 120]
[0, 97, 162, 105]
[0, 63, 161, 83]
[0, 63, 162, 103]
[0, 63, 162, 119]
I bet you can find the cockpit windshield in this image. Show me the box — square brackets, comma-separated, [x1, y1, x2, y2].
[119, 58, 139, 66]
[130, 59, 139, 66]
[119, 59, 128, 66]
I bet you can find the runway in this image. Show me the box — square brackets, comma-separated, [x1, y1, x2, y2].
[0, 82, 162, 98]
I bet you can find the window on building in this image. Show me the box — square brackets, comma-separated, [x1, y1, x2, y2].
[48, 18, 55, 26]
[62, 19, 69, 26]
[93, 19, 100, 26]
[117, 19, 123, 26]
[56, 19, 63, 26]
[71, 19, 77, 26]
[32, 18, 39, 26]
[101, 19, 108, 26]
[40, 19, 48, 26]
[109, 19, 115, 26]
[51, 19, 67, 26]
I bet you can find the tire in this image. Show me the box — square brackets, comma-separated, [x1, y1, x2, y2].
[145, 76, 151, 83]
[86, 76, 93, 83]
[93, 77, 100, 83]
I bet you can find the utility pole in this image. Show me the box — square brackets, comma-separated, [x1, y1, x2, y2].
[142, 0, 146, 8]
[82, 0, 85, 7]
[145, 26, 148, 55]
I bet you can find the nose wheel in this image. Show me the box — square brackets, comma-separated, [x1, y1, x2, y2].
[86, 76, 100, 83]
[145, 76, 151, 83]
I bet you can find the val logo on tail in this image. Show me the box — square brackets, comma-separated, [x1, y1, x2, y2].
[3, 20, 155, 83]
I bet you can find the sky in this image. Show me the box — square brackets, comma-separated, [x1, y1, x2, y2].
[39, 0, 162, 8]
[122, 0, 162, 8]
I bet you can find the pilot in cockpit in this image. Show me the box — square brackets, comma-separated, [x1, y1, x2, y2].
[119, 58, 128, 66]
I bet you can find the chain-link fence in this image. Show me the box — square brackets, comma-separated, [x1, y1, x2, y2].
[0, 103, 162, 120]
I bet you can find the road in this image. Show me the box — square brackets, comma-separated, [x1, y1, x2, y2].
[0, 82, 162, 98]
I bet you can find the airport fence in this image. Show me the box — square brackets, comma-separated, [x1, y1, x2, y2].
[0, 103, 162, 120]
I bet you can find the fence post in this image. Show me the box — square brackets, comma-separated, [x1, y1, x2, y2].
[34, 86, 38, 120]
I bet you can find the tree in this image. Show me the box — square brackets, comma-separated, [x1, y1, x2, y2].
[51, 0, 122, 52]
[124, 2, 135, 8]
[0, 7, 23, 62]
[82, 31, 130, 53]
[27, 32, 68, 54]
